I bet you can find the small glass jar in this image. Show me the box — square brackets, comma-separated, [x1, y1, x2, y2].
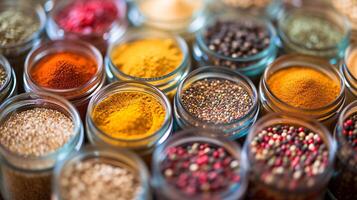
[0, 92, 84, 200]
[193, 12, 278, 79]
[52, 146, 150, 200]
[86, 80, 173, 164]
[277, 6, 350, 64]
[23, 40, 105, 119]
[0, 1, 46, 88]
[106, 29, 191, 98]
[151, 129, 249, 200]
[46, 0, 127, 54]
[341, 44, 357, 104]
[328, 101, 357, 200]
[0, 55, 16, 105]
[259, 54, 346, 130]
[243, 113, 336, 200]
[128, 0, 207, 42]
[174, 66, 259, 140]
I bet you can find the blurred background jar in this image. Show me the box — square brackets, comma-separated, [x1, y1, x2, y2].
[341, 43, 357, 104]
[331, 0, 357, 42]
[47, 0, 127, 54]
[0, 55, 16, 105]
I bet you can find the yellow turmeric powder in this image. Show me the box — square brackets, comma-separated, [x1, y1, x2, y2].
[92, 91, 166, 140]
[267, 67, 340, 109]
[110, 38, 183, 78]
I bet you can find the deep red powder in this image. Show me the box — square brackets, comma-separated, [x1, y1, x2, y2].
[56, 0, 119, 35]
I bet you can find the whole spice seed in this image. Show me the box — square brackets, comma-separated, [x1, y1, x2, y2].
[0, 9, 40, 46]
[56, 0, 119, 35]
[347, 48, 357, 79]
[283, 14, 343, 49]
[0, 64, 7, 88]
[92, 91, 166, 140]
[60, 159, 141, 200]
[111, 38, 183, 78]
[250, 124, 329, 186]
[30, 52, 97, 89]
[267, 67, 340, 109]
[342, 113, 357, 150]
[181, 79, 253, 124]
[161, 142, 241, 196]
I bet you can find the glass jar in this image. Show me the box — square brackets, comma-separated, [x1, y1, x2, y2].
[106, 29, 191, 98]
[341, 44, 357, 104]
[277, 6, 351, 64]
[0, 1, 46, 89]
[193, 12, 278, 79]
[23, 40, 106, 119]
[0, 92, 84, 200]
[259, 54, 346, 130]
[86, 80, 173, 164]
[331, 0, 357, 41]
[46, 0, 127, 54]
[128, 0, 207, 42]
[328, 101, 357, 200]
[52, 145, 150, 200]
[0, 55, 16, 105]
[174, 66, 259, 140]
[151, 129, 249, 200]
[243, 113, 336, 200]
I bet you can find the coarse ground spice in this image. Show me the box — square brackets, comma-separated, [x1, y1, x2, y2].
[111, 38, 183, 78]
[283, 14, 343, 49]
[161, 142, 241, 196]
[92, 91, 166, 140]
[0, 64, 6, 87]
[56, 0, 119, 35]
[0, 9, 40, 46]
[267, 67, 340, 109]
[250, 124, 329, 187]
[30, 52, 97, 90]
[181, 79, 253, 124]
[347, 48, 357, 79]
[60, 159, 141, 200]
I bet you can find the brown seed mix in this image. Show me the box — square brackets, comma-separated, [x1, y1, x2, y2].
[0, 107, 74, 157]
[0, 64, 6, 87]
[60, 159, 141, 200]
[181, 79, 253, 124]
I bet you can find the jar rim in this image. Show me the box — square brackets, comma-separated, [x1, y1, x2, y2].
[152, 128, 249, 199]
[24, 39, 104, 98]
[262, 54, 346, 113]
[277, 6, 351, 52]
[195, 12, 277, 62]
[107, 29, 190, 81]
[86, 80, 173, 143]
[0, 55, 12, 93]
[243, 113, 337, 192]
[0, 1, 46, 49]
[0, 92, 84, 169]
[175, 66, 259, 126]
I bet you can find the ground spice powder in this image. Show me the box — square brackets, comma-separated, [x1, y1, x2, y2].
[92, 91, 166, 140]
[267, 67, 340, 109]
[111, 38, 183, 78]
[31, 52, 97, 89]
[348, 49, 357, 79]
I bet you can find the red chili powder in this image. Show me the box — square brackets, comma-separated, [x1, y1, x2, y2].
[30, 52, 97, 89]
[56, 0, 119, 35]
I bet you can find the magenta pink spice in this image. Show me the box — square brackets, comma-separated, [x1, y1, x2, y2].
[56, 0, 119, 35]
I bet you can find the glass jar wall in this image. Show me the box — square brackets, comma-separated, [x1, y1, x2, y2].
[0, 55, 16, 105]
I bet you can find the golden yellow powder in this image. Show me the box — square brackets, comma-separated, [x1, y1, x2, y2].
[92, 91, 166, 140]
[267, 67, 340, 109]
[110, 38, 183, 78]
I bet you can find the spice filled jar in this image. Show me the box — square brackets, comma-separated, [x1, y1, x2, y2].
[86, 81, 173, 164]
[0, 92, 84, 200]
[128, 0, 207, 42]
[259, 54, 346, 129]
[52, 146, 150, 200]
[243, 113, 336, 200]
[47, 0, 127, 54]
[106, 29, 191, 98]
[174, 66, 259, 140]
[331, 0, 357, 41]
[0, 55, 16, 105]
[24, 40, 105, 119]
[0, 1, 46, 88]
[152, 129, 248, 200]
[193, 12, 278, 79]
[277, 6, 350, 64]
[341, 44, 357, 104]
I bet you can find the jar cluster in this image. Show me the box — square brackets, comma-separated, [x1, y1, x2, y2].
[0, 0, 357, 200]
